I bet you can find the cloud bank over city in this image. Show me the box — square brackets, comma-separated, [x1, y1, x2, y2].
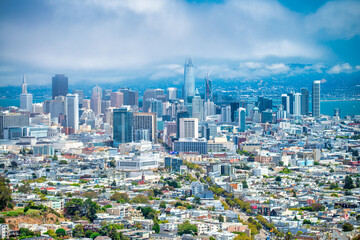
[0, 0, 359, 85]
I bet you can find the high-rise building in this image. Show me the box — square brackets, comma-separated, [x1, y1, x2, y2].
[205, 73, 212, 101]
[261, 110, 273, 123]
[192, 91, 203, 121]
[301, 88, 310, 116]
[113, 108, 134, 145]
[65, 94, 79, 131]
[0, 113, 29, 139]
[281, 94, 290, 113]
[52, 74, 68, 99]
[20, 74, 33, 112]
[90, 92, 101, 115]
[238, 108, 246, 132]
[287, 93, 294, 114]
[110, 92, 124, 108]
[231, 102, 240, 122]
[50, 96, 66, 119]
[167, 87, 178, 100]
[119, 89, 139, 107]
[184, 58, 195, 102]
[221, 105, 231, 123]
[179, 118, 198, 139]
[176, 111, 189, 138]
[133, 112, 157, 143]
[257, 97, 272, 112]
[92, 85, 102, 99]
[101, 100, 111, 114]
[312, 80, 321, 117]
[73, 90, 84, 108]
[150, 99, 163, 118]
[293, 93, 301, 116]
[204, 100, 216, 119]
[102, 89, 112, 100]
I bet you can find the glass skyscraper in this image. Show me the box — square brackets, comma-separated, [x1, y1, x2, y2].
[113, 108, 133, 146]
[52, 74, 68, 99]
[238, 108, 246, 132]
[184, 58, 195, 102]
[312, 80, 321, 117]
[301, 88, 309, 116]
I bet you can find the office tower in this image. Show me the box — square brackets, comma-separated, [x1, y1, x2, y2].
[135, 129, 150, 142]
[179, 118, 198, 138]
[113, 108, 134, 145]
[204, 99, 216, 118]
[50, 96, 66, 119]
[133, 112, 157, 143]
[20, 74, 33, 112]
[257, 97, 272, 112]
[32, 103, 43, 114]
[277, 105, 287, 120]
[101, 100, 111, 114]
[73, 90, 84, 108]
[287, 93, 294, 114]
[281, 94, 289, 113]
[143, 89, 164, 111]
[52, 74, 68, 99]
[167, 87, 177, 100]
[192, 92, 203, 121]
[230, 102, 240, 122]
[90, 92, 101, 115]
[119, 89, 139, 107]
[293, 93, 302, 116]
[110, 92, 124, 108]
[312, 80, 321, 117]
[246, 103, 255, 119]
[92, 85, 102, 99]
[205, 73, 212, 101]
[0, 113, 30, 139]
[83, 99, 90, 109]
[65, 94, 79, 131]
[150, 99, 163, 118]
[253, 107, 260, 123]
[261, 110, 273, 123]
[238, 108, 246, 132]
[184, 58, 195, 102]
[301, 88, 310, 116]
[221, 106, 231, 123]
[176, 111, 189, 138]
[102, 89, 112, 100]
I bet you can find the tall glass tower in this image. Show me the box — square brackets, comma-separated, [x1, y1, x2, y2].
[239, 108, 246, 132]
[113, 108, 134, 146]
[184, 58, 195, 102]
[312, 80, 321, 117]
[52, 74, 68, 99]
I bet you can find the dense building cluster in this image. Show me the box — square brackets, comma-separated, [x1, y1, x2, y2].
[0, 59, 359, 240]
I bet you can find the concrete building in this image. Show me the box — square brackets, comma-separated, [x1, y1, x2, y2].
[179, 118, 198, 139]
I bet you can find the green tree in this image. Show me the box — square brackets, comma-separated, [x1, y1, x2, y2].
[55, 228, 67, 237]
[137, 207, 158, 220]
[110, 192, 130, 202]
[132, 194, 149, 204]
[90, 232, 100, 239]
[111, 180, 117, 187]
[152, 223, 160, 233]
[275, 176, 282, 182]
[134, 222, 142, 230]
[178, 220, 198, 235]
[242, 180, 249, 189]
[84, 198, 100, 222]
[85, 230, 94, 238]
[356, 178, 360, 188]
[342, 222, 354, 232]
[24, 206, 30, 213]
[53, 154, 58, 160]
[59, 160, 68, 165]
[218, 214, 224, 222]
[193, 196, 201, 205]
[344, 175, 354, 189]
[0, 177, 12, 211]
[73, 224, 84, 237]
[109, 159, 116, 168]
[19, 228, 35, 238]
[159, 201, 166, 209]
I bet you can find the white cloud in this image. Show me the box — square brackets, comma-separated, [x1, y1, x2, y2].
[327, 63, 360, 74]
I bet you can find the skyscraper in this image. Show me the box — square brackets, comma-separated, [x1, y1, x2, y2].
[176, 111, 189, 138]
[20, 74, 33, 112]
[293, 93, 301, 116]
[133, 112, 157, 143]
[110, 92, 124, 108]
[167, 87, 177, 100]
[281, 94, 289, 113]
[221, 105, 231, 123]
[73, 90, 84, 108]
[301, 88, 309, 116]
[113, 108, 133, 145]
[90, 92, 101, 115]
[92, 85, 102, 99]
[287, 93, 294, 114]
[65, 94, 79, 131]
[119, 89, 139, 107]
[52, 74, 68, 99]
[184, 58, 195, 102]
[238, 108, 246, 132]
[179, 118, 198, 139]
[205, 72, 212, 102]
[191, 91, 203, 121]
[312, 80, 321, 117]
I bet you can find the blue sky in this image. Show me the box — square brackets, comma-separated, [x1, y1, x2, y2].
[0, 0, 359, 86]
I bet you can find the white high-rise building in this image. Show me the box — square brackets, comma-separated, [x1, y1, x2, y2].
[66, 94, 79, 131]
[192, 92, 203, 121]
[204, 99, 216, 118]
[312, 80, 321, 117]
[20, 74, 33, 112]
[179, 118, 198, 139]
[167, 87, 178, 100]
[221, 106, 231, 123]
[184, 58, 195, 102]
[93, 85, 102, 99]
[293, 93, 301, 116]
